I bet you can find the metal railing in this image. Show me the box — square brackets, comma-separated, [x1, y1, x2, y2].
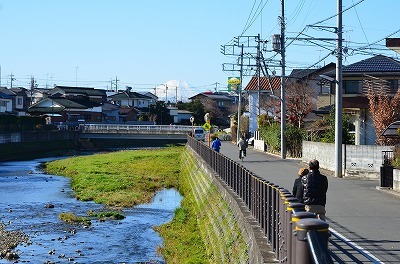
[187, 136, 333, 264]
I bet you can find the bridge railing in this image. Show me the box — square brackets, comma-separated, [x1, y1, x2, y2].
[80, 124, 195, 134]
[187, 136, 333, 264]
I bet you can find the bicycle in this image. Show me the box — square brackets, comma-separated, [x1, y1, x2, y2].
[239, 149, 245, 162]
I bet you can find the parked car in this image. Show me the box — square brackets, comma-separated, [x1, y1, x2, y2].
[247, 137, 254, 146]
[193, 127, 205, 141]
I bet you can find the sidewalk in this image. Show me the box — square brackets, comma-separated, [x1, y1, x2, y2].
[219, 141, 400, 263]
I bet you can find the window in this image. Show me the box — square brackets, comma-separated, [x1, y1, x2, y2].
[387, 79, 399, 93]
[344, 80, 361, 94]
[218, 101, 224, 107]
[17, 98, 23, 105]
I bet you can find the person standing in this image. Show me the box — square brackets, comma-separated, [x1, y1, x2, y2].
[293, 168, 309, 203]
[211, 136, 222, 153]
[301, 159, 328, 221]
[237, 135, 248, 159]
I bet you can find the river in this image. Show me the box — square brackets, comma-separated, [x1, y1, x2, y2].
[0, 157, 183, 263]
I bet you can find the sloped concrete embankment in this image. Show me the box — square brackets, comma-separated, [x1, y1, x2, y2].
[183, 148, 276, 264]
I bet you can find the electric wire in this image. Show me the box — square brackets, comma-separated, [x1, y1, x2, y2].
[309, 0, 366, 26]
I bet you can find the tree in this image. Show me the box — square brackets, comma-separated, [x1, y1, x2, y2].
[319, 107, 354, 144]
[366, 80, 400, 145]
[265, 80, 315, 128]
[183, 100, 205, 125]
[285, 81, 316, 127]
[149, 101, 172, 125]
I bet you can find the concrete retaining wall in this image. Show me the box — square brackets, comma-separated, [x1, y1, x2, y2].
[302, 141, 393, 179]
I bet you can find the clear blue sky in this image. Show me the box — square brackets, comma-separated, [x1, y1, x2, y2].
[1, 0, 399, 98]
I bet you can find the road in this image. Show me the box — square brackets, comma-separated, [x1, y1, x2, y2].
[219, 141, 400, 263]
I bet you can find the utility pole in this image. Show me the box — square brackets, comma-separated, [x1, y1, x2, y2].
[257, 33, 261, 116]
[75, 67, 79, 87]
[114, 76, 119, 92]
[10, 73, 16, 88]
[335, 0, 343, 178]
[175, 86, 178, 104]
[30, 76, 37, 106]
[237, 44, 244, 143]
[165, 84, 168, 103]
[280, 0, 286, 159]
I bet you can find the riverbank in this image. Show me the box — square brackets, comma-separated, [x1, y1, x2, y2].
[43, 146, 209, 263]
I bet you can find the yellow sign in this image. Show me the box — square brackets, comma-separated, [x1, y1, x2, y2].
[203, 122, 212, 131]
[228, 77, 240, 85]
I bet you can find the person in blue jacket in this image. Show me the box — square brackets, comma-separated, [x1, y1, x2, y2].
[211, 136, 222, 153]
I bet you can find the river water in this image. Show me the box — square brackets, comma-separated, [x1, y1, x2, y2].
[0, 157, 183, 264]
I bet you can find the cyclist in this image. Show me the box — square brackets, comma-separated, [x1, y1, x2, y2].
[237, 135, 248, 160]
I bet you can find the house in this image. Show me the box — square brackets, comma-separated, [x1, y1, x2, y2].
[177, 109, 193, 125]
[245, 64, 337, 135]
[27, 97, 103, 123]
[101, 102, 120, 122]
[118, 106, 138, 122]
[108, 87, 153, 109]
[245, 76, 282, 134]
[26, 88, 50, 106]
[188, 92, 236, 126]
[108, 87, 154, 119]
[0, 87, 30, 116]
[0, 88, 13, 114]
[27, 86, 107, 123]
[167, 106, 179, 124]
[323, 55, 400, 145]
[49, 86, 107, 104]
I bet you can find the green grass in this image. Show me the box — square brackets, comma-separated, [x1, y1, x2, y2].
[58, 212, 92, 226]
[44, 147, 182, 207]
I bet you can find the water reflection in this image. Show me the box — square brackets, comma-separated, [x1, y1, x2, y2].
[0, 158, 182, 263]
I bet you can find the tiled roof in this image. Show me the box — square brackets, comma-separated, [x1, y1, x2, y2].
[109, 91, 152, 100]
[343, 55, 400, 73]
[52, 86, 106, 96]
[189, 92, 234, 101]
[245, 76, 281, 91]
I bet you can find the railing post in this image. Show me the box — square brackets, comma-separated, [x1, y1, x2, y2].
[291, 211, 316, 264]
[295, 218, 330, 264]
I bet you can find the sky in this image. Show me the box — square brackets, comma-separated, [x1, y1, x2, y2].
[0, 0, 399, 101]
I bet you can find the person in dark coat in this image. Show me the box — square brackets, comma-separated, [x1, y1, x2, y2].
[301, 159, 328, 221]
[293, 168, 309, 203]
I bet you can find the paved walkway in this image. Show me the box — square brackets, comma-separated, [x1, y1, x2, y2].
[219, 141, 400, 263]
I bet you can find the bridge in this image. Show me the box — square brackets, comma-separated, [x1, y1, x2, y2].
[66, 124, 200, 140]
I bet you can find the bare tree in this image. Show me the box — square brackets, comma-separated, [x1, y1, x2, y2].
[366, 79, 400, 145]
[285, 81, 316, 128]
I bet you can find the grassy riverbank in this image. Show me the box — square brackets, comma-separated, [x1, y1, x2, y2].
[44, 146, 209, 263]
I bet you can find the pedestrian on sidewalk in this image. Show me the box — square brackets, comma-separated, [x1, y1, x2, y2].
[302, 159, 328, 221]
[293, 168, 309, 203]
[211, 136, 222, 153]
[237, 135, 248, 159]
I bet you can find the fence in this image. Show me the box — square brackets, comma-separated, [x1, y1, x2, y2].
[187, 136, 333, 264]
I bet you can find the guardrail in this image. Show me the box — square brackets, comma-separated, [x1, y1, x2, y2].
[187, 136, 333, 264]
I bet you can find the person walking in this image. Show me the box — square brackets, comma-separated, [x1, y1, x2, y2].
[293, 168, 309, 203]
[211, 136, 222, 153]
[237, 135, 248, 159]
[301, 159, 328, 221]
